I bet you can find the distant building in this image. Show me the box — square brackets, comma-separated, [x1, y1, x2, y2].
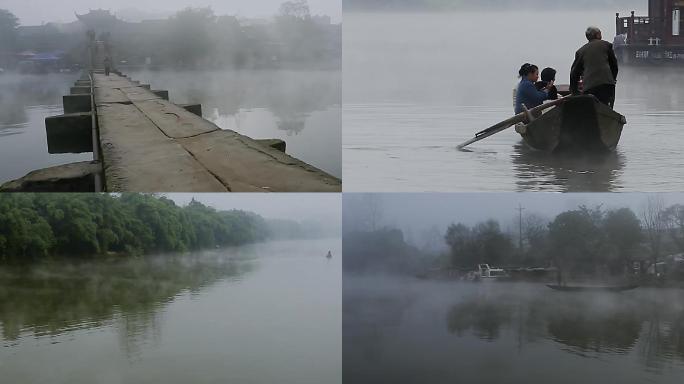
[615, 0, 684, 63]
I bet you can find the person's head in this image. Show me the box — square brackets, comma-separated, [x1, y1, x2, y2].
[518, 63, 539, 81]
[585, 26, 602, 41]
[540, 67, 556, 82]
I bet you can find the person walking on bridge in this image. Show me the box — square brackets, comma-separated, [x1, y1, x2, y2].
[570, 26, 619, 108]
[104, 56, 112, 76]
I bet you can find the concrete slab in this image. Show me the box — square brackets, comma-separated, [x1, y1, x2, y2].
[97, 103, 228, 192]
[119, 87, 161, 102]
[178, 130, 341, 192]
[133, 99, 221, 139]
[133, 99, 219, 138]
[88, 70, 341, 192]
[0, 161, 100, 192]
[94, 88, 129, 105]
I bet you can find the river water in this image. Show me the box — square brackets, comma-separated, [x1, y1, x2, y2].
[0, 73, 91, 184]
[131, 69, 342, 178]
[343, 11, 684, 192]
[0, 239, 341, 384]
[0, 69, 340, 184]
[344, 276, 684, 384]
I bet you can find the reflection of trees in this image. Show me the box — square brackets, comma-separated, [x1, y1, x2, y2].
[131, 69, 340, 136]
[0, 252, 253, 354]
[442, 285, 684, 369]
[0, 74, 74, 127]
[546, 301, 641, 353]
[343, 288, 413, 362]
[446, 298, 512, 341]
[638, 294, 684, 369]
[276, 115, 307, 135]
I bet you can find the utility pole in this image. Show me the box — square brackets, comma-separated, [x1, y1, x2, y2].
[516, 204, 525, 251]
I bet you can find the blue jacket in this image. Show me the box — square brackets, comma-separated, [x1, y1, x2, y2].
[515, 78, 548, 114]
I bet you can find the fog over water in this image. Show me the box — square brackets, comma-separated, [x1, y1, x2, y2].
[6, 0, 342, 25]
[343, 9, 684, 192]
[131, 70, 341, 178]
[343, 192, 684, 383]
[1, 239, 342, 384]
[344, 277, 684, 384]
[0, 74, 91, 183]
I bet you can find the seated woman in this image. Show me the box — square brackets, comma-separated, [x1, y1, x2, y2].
[514, 63, 553, 114]
[535, 67, 558, 100]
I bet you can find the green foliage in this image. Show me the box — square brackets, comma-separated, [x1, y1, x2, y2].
[603, 207, 642, 272]
[445, 220, 513, 268]
[166, 8, 216, 68]
[11, 3, 339, 70]
[0, 194, 270, 262]
[0, 9, 19, 53]
[440, 205, 649, 275]
[343, 228, 422, 273]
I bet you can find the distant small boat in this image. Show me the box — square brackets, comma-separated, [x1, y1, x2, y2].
[515, 95, 626, 152]
[476, 264, 509, 280]
[546, 284, 638, 292]
[326, 250, 332, 259]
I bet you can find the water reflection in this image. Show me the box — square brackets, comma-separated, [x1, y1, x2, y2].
[131, 70, 341, 177]
[0, 73, 92, 183]
[443, 285, 684, 366]
[343, 12, 684, 192]
[344, 278, 684, 382]
[511, 142, 626, 192]
[0, 251, 253, 349]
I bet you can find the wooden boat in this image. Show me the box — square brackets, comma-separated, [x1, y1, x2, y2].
[546, 284, 638, 292]
[514, 95, 627, 152]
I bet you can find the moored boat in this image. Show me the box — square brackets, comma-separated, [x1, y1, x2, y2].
[546, 284, 638, 292]
[514, 95, 626, 152]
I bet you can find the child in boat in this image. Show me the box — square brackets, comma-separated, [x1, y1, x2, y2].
[535, 67, 558, 100]
[514, 63, 553, 114]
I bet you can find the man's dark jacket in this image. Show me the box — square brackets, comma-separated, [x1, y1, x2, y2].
[570, 39, 619, 94]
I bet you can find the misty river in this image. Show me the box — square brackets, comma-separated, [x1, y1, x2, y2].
[343, 11, 684, 192]
[0, 239, 341, 384]
[0, 68, 340, 183]
[343, 276, 684, 384]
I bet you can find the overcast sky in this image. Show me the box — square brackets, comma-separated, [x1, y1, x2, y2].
[346, 193, 684, 231]
[4, 0, 341, 25]
[165, 193, 340, 223]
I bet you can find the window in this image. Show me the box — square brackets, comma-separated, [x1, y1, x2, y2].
[674, 9, 681, 36]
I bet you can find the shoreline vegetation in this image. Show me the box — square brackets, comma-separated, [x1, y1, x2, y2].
[0, 1, 340, 73]
[0, 193, 330, 263]
[343, 198, 684, 287]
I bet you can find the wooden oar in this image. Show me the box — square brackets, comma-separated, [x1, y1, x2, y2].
[456, 97, 568, 150]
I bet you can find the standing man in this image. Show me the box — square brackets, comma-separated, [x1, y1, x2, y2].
[103, 56, 111, 76]
[570, 26, 619, 108]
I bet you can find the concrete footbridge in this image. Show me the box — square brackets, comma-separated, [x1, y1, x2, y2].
[1, 71, 341, 192]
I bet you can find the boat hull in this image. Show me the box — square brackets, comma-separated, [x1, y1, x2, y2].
[546, 284, 638, 292]
[516, 95, 626, 153]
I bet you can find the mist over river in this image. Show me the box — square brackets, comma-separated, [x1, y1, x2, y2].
[344, 276, 684, 384]
[0, 239, 341, 384]
[343, 11, 684, 192]
[0, 69, 341, 183]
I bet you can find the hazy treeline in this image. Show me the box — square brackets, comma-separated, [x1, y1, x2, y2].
[445, 206, 645, 276]
[344, 0, 643, 11]
[0, 193, 317, 262]
[344, 197, 684, 280]
[0, 1, 340, 70]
